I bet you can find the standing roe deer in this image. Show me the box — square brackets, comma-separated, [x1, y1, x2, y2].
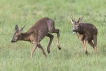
[70, 17, 98, 55]
[11, 17, 61, 58]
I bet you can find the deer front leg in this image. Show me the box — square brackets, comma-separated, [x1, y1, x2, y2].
[31, 42, 38, 58]
[82, 40, 88, 55]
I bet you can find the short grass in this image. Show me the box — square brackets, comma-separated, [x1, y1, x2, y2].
[0, 0, 106, 71]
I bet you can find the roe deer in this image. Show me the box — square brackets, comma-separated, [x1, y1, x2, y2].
[11, 17, 61, 58]
[70, 17, 98, 55]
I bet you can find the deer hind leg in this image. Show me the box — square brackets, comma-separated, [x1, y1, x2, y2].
[47, 21, 61, 50]
[88, 40, 94, 48]
[38, 43, 47, 58]
[46, 33, 54, 54]
[93, 35, 97, 54]
[82, 40, 88, 55]
[52, 29, 61, 50]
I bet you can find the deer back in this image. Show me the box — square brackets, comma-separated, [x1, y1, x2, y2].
[78, 23, 98, 36]
[26, 17, 55, 41]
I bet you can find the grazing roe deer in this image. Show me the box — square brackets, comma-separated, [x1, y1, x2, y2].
[70, 17, 98, 55]
[11, 17, 61, 58]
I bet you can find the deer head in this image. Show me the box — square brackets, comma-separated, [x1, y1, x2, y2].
[11, 25, 25, 43]
[70, 17, 83, 33]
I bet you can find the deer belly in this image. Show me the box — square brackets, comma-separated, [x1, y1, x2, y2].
[38, 30, 48, 41]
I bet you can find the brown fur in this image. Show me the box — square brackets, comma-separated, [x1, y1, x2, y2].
[70, 17, 98, 55]
[11, 17, 61, 58]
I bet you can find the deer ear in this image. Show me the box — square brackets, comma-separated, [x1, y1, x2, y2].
[70, 17, 75, 24]
[20, 26, 25, 32]
[78, 17, 83, 24]
[15, 25, 19, 32]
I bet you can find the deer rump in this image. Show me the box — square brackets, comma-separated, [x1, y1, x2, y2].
[27, 18, 55, 40]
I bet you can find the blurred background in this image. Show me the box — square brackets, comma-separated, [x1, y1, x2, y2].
[0, 0, 106, 71]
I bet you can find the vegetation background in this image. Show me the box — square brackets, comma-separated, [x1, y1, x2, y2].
[0, 0, 106, 71]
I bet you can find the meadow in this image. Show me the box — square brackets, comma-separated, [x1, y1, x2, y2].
[0, 0, 106, 71]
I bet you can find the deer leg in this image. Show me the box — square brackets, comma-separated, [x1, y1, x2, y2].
[53, 29, 61, 50]
[93, 35, 97, 54]
[88, 40, 98, 54]
[82, 40, 88, 55]
[46, 34, 54, 54]
[38, 43, 47, 58]
[31, 42, 38, 58]
[88, 40, 94, 48]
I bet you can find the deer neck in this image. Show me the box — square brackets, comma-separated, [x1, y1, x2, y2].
[19, 33, 30, 41]
[77, 25, 84, 34]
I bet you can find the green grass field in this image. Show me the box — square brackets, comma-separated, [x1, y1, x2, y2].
[0, 0, 106, 71]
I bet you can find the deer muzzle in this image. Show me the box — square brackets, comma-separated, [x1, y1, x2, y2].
[11, 40, 15, 43]
[72, 30, 77, 34]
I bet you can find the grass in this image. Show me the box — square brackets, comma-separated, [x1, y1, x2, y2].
[0, 0, 106, 71]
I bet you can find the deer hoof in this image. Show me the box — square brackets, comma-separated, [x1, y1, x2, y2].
[85, 51, 89, 55]
[47, 51, 50, 54]
[57, 45, 61, 50]
[58, 47, 61, 50]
